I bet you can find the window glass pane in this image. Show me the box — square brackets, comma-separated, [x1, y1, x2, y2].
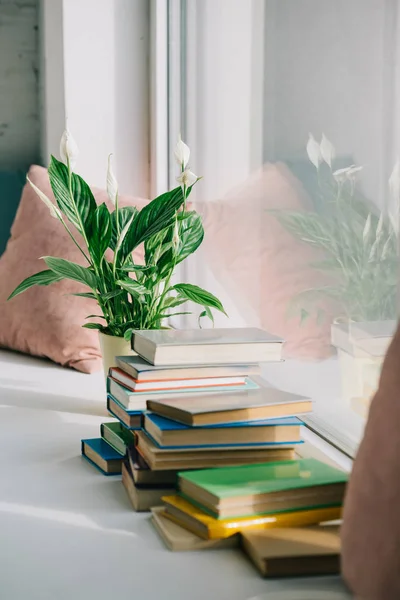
[175, 0, 400, 455]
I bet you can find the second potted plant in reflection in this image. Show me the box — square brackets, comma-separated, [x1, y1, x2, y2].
[275, 134, 398, 408]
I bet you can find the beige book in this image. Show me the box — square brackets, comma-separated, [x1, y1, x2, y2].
[136, 430, 295, 471]
[242, 525, 341, 577]
[150, 507, 239, 551]
[122, 462, 175, 512]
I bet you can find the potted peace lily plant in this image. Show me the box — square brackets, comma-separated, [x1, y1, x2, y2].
[9, 129, 226, 375]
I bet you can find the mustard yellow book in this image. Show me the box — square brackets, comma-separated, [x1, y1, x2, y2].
[161, 495, 342, 540]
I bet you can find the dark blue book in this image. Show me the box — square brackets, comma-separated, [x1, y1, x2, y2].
[107, 395, 144, 430]
[144, 413, 303, 449]
[81, 438, 123, 475]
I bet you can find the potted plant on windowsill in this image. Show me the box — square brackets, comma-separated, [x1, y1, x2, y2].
[8, 129, 226, 377]
[274, 134, 399, 411]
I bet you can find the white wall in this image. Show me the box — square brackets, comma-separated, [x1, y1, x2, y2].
[264, 0, 399, 206]
[0, 0, 40, 168]
[40, 0, 150, 196]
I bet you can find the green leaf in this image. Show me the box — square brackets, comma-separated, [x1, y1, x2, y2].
[82, 323, 104, 330]
[123, 328, 134, 342]
[70, 292, 97, 299]
[116, 278, 150, 296]
[123, 187, 185, 260]
[48, 156, 96, 236]
[100, 289, 124, 301]
[89, 203, 112, 264]
[119, 264, 151, 272]
[8, 270, 63, 300]
[198, 306, 214, 328]
[172, 283, 227, 315]
[157, 211, 204, 275]
[110, 206, 138, 251]
[161, 295, 187, 310]
[85, 314, 106, 319]
[43, 256, 98, 289]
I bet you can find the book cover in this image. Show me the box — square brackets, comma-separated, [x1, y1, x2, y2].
[109, 367, 247, 392]
[147, 384, 311, 426]
[162, 495, 342, 540]
[144, 428, 302, 450]
[132, 327, 283, 347]
[178, 458, 348, 500]
[106, 395, 143, 430]
[241, 525, 341, 577]
[100, 421, 136, 455]
[151, 507, 239, 551]
[146, 413, 302, 432]
[132, 328, 284, 365]
[116, 355, 260, 381]
[81, 438, 122, 475]
[108, 376, 260, 410]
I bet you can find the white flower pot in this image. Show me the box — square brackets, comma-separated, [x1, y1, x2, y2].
[99, 332, 137, 380]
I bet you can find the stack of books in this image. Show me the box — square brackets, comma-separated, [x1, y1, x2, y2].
[158, 457, 347, 576]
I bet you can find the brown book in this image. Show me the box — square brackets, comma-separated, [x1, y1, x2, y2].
[241, 525, 341, 577]
[122, 461, 175, 512]
[151, 507, 239, 551]
[136, 430, 295, 471]
[127, 446, 177, 486]
[147, 386, 311, 426]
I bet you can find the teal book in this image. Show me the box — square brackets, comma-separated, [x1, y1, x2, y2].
[107, 395, 143, 430]
[178, 458, 348, 519]
[100, 421, 136, 456]
[81, 438, 122, 476]
[107, 376, 260, 411]
[144, 413, 303, 449]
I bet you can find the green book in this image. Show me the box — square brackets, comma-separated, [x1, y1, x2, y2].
[100, 421, 136, 456]
[178, 458, 348, 519]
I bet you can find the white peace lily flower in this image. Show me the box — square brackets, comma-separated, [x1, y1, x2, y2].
[320, 133, 335, 168]
[333, 164, 363, 183]
[27, 176, 61, 219]
[107, 154, 118, 206]
[172, 219, 180, 252]
[174, 134, 190, 169]
[375, 212, 384, 241]
[176, 168, 198, 189]
[306, 133, 322, 169]
[60, 126, 79, 171]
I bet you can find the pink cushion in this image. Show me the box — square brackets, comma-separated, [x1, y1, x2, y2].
[199, 163, 334, 359]
[0, 165, 148, 373]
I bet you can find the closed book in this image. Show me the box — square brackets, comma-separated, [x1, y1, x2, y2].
[81, 438, 122, 475]
[108, 376, 259, 411]
[131, 327, 284, 365]
[136, 430, 295, 471]
[151, 507, 239, 552]
[147, 384, 312, 426]
[127, 446, 177, 487]
[241, 525, 341, 577]
[100, 421, 136, 455]
[116, 355, 260, 382]
[110, 367, 247, 392]
[178, 458, 348, 519]
[144, 413, 302, 448]
[107, 395, 143, 429]
[122, 461, 175, 512]
[162, 494, 342, 540]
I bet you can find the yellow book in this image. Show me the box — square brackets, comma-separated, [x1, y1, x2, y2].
[162, 495, 342, 540]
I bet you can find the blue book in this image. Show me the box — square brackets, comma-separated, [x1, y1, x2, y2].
[107, 376, 260, 411]
[81, 438, 122, 476]
[107, 395, 144, 430]
[143, 413, 303, 450]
